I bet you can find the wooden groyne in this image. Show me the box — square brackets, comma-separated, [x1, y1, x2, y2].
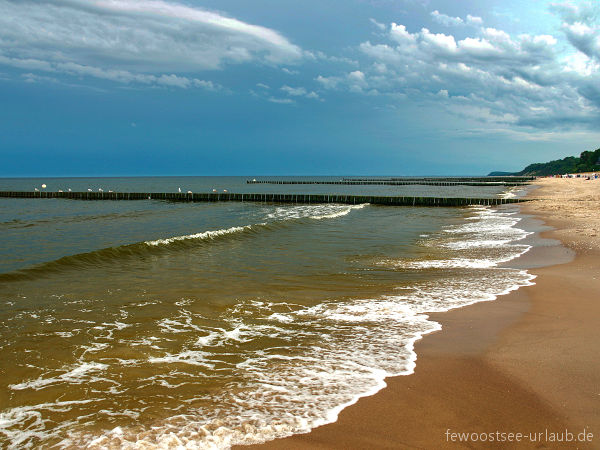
[246, 180, 530, 187]
[340, 176, 535, 183]
[0, 191, 528, 207]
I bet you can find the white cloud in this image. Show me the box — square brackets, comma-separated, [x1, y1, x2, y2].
[431, 10, 463, 27]
[282, 67, 300, 75]
[21, 73, 59, 84]
[359, 42, 404, 65]
[390, 23, 417, 45]
[348, 71, 366, 83]
[370, 18, 387, 31]
[14, 58, 221, 90]
[320, 16, 599, 130]
[281, 85, 307, 96]
[563, 51, 599, 76]
[482, 27, 513, 45]
[549, 2, 599, 61]
[421, 29, 458, 53]
[193, 79, 219, 90]
[268, 97, 295, 104]
[316, 71, 369, 93]
[372, 62, 388, 73]
[430, 10, 484, 27]
[280, 85, 320, 99]
[466, 15, 483, 25]
[316, 75, 341, 89]
[0, 0, 303, 88]
[458, 37, 496, 55]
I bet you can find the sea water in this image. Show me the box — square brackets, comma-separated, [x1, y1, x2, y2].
[0, 177, 533, 448]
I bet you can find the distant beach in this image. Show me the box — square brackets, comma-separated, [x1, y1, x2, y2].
[246, 177, 600, 449]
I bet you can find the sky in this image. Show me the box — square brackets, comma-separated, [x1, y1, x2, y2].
[0, 0, 599, 176]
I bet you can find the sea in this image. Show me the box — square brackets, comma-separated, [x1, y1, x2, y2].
[0, 177, 534, 448]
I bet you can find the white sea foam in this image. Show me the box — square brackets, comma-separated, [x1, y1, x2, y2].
[498, 186, 527, 199]
[194, 330, 223, 347]
[265, 203, 367, 221]
[310, 203, 368, 219]
[145, 225, 254, 247]
[145, 203, 366, 250]
[9, 362, 109, 391]
[149, 351, 215, 368]
[383, 257, 498, 269]
[0, 400, 96, 449]
[54, 331, 74, 338]
[499, 191, 516, 199]
[267, 313, 295, 323]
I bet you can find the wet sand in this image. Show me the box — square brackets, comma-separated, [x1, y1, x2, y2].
[246, 178, 600, 449]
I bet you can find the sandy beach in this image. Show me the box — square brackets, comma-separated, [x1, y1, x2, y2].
[246, 177, 600, 449]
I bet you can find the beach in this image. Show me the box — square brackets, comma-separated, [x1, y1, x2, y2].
[247, 177, 600, 449]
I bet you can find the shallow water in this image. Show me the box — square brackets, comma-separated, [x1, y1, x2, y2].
[0, 177, 533, 448]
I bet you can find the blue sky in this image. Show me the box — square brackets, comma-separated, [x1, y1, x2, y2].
[0, 0, 599, 176]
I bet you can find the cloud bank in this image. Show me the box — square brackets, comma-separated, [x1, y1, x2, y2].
[319, 3, 599, 130]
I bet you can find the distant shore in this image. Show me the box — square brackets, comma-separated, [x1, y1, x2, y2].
[245, 178, 600, 449]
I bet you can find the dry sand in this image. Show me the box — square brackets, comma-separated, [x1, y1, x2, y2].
[527, 177, 600, 250]
[244, 177, 600, 449]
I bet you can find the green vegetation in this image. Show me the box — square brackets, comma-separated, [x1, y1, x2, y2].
[489, 147, 600, 176]
[487, 171, 516, 176]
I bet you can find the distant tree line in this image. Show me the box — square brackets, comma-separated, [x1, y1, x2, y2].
[489, 147, 600, 176]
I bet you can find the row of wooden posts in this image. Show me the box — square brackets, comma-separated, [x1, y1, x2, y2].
[340, 177, 535, 183]
[0, 191, 528, 207]
[246, 180, 530, 187]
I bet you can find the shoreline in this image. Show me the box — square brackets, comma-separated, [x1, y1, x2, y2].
[244, 178, 600, 449]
